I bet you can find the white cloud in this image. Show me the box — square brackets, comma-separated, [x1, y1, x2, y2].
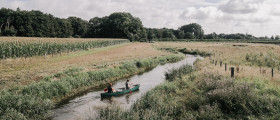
[180, 6, 224, 21]
[0, 0, 279, 37]
[220, 0, 265, 14]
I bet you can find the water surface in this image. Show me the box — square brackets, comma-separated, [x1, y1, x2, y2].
[52, 55, 202, 120]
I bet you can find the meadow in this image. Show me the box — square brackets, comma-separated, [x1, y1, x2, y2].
[154, 42, 280, 79]
[97, 41, 280, 119]
[2, 38, 280, 119]
[0, 38, 169, 90]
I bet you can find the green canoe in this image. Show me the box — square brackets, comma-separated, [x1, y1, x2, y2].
[101, 84, 140, 97]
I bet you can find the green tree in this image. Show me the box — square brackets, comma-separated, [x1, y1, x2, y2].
[67, 17, 88, 37]
[107, 12, 146, 41]
[179, 23, 204, 39]
[87, 12, 146, 41]
[185, 32, 195, 39]
[204, 32, 218, 39]
[162, 28, 175, 39]
[0, 8, 14, 35]
[178, 30, 185, 39]
[275, 35, 280, 40]
[271, 35, 275, 40]
[87, 17, 106, 38]
[147, 28, 156, 41]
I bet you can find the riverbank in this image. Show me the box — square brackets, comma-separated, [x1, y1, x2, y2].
[97, 64, 280, 119]
[0, 53, 184, 119]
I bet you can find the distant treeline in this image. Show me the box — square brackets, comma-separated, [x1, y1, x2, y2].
[0, 7, 279, 41]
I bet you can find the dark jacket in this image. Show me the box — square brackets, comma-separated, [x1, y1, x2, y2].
[126, 82, 129, 89]
[107, 86, 113, 93]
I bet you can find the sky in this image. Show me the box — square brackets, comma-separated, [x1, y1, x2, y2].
[0, 0, 279, 37]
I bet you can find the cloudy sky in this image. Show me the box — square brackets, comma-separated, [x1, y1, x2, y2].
[0, 0, 279, 36]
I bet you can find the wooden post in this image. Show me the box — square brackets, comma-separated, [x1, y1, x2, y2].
[225, 63, 227, 71]
[272, 68, 274, 78]
[231, 67, 234, 78]
[237, 67, 239, 73]
[44, 52, 47, 59]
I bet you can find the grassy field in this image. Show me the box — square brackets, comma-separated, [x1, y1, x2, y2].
[3, 38, 280, 119]
[0, 38, 171, 90]
[154, 42, 280, 80]
[97, 42, 280, 119]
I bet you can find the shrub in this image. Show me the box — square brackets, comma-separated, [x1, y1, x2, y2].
[165, 64, 194, 81]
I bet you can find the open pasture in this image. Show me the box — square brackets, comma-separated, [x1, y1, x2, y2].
[155, 42, 280, 80]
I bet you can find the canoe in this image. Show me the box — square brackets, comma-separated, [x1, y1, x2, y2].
[101, 84, 140, 97]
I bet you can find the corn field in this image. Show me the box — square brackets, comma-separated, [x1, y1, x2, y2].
[0, 37, 129, 59]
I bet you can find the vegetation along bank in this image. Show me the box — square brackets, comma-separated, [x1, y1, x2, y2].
[97, 59, 280, 119]
[0, 53, 184, 119]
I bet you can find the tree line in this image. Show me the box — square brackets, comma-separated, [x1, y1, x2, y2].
[0, 7, 279, 41]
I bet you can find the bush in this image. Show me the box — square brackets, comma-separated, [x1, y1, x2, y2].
[178, 48, 212, 57]
[165, 64, 194, 81]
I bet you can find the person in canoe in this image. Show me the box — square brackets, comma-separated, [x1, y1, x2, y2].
[107, 83, 116, 93]
[126, 79, 131, 90]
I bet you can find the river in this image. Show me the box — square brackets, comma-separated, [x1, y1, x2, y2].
[51, 55, 202, 120]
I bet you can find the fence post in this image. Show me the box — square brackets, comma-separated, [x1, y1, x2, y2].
[272, 68, 274, 78]
[237, 67, 239, 73]
[231, 67, 234, 78]
[44, 52, 47, 59]
[225, 63, 227, 71]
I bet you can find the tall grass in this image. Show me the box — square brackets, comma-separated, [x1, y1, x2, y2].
[245, 52, 280, 68]
[97, 69, 280, 119]
[165, 64, 194, 81]
[0, 54, 184, 119]
[178, 48, 212, 57]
